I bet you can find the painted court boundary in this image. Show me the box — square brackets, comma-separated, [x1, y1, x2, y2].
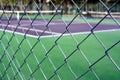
[0, 28, 120, 39]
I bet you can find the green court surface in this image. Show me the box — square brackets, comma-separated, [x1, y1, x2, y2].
[0, 30, 120, 80]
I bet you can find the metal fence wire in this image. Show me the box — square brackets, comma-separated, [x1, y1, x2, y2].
[0, 0, 120, 80]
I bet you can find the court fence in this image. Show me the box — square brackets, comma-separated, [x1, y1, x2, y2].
[0, 0, 120, 80]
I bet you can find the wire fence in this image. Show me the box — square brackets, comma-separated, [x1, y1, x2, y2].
[0, 0, 120, 80]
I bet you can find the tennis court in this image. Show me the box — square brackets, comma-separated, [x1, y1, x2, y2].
[0, 13, 119, 37]
[0, 0, 120, 80]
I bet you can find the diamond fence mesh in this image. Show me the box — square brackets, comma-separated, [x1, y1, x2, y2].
[0, 0, 120, 80]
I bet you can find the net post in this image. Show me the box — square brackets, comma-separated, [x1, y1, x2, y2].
[17, 11, 19, 21]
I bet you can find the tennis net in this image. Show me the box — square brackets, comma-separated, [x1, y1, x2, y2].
[0, 10, 62, 21]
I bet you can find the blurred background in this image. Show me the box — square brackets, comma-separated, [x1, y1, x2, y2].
[0, 0, 120, 14]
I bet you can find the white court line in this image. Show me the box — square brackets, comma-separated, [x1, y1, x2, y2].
[0, 28, 39, 38]
[20, 22, 56, 26]
[19, 21, 85, 26]
[0, 24, 61, 35]
[0, 28, 120, 39]
[41, 29, 120, 38]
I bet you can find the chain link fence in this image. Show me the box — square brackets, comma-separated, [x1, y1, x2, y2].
[0, 0, 120, 80]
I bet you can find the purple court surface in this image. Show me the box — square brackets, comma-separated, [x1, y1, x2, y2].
[0, 19, 120, 37]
